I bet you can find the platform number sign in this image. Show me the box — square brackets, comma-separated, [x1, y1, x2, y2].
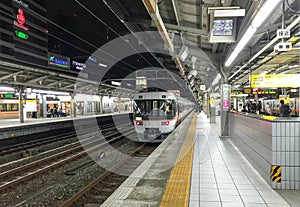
[277, 29, 290, 38]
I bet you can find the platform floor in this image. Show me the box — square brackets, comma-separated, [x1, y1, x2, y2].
[189, 112, 297, 207]
[101, 111, 299, 207]
[0, 112, 129, 129]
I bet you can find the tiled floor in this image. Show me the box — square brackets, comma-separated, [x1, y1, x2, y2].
[189, 112, 291, 207]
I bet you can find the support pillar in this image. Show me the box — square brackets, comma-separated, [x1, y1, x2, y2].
[220, 66, 231, 138]
[71, 93, 76, 118]
[42, 95, 47, 118]
[99, 95, 103, 114]
[209, 92, 216, 123]
[17, 86, 24, 123]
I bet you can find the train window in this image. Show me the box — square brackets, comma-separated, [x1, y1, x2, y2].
[0, 104, 19, 112]
[134, 100, 176, 119]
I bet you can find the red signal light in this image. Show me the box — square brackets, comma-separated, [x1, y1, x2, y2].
[136, 121, 143, 126]
[161, 121, 170, 126]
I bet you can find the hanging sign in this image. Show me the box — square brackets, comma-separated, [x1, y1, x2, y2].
[251, 74, 300, 88]
[14, 8, 29, 31]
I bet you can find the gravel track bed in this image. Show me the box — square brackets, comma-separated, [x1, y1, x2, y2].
[0, 138, 139, 207]
[0, 130, 106, 173]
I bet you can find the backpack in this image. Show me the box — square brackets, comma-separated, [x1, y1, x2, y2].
[282, 104, 291, 115]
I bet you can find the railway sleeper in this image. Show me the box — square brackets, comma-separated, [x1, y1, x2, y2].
[101, 180, 121, 187]
[84, 203, 103, 207]
[91, 195, 109, 201]
[93, 187, 114, 193]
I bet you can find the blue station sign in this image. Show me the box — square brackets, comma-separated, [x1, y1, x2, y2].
[48, 53, 70, 69]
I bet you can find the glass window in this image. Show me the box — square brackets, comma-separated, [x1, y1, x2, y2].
[134, 100, 176, 120]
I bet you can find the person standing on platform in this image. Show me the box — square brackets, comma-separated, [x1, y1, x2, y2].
[241, 105, 248, 112]
[279, 100, 291, 117]
[247, 101, 252, 113]
[264, 102, 271, 115]
[251, 100, 257, 114]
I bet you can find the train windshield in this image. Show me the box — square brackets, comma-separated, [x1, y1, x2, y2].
[134, 100, 176, 120]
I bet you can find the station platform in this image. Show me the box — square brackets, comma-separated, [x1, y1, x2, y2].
[0, 112, 132, 141]
[102, 112, 299, 207]
[0, 112, 130, 129]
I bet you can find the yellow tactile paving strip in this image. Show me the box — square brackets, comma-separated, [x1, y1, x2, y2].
[159, 114, 197, 207]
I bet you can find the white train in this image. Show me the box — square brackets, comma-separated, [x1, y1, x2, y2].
[133, 92, 194, 142]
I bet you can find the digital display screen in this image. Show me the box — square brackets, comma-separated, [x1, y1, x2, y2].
[213, 19, 233, 36]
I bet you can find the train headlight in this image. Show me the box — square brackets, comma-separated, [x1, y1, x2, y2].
[136, 121, 143, 126]
[161, 121, 170, 126]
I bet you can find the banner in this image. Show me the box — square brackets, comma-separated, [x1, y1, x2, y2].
[251, 74, 300, 88]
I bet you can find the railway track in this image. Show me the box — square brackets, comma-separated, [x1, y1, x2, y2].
[59, 144, 157, 207]
[0, 124, 135, 193]
[0, 121, 122, 158]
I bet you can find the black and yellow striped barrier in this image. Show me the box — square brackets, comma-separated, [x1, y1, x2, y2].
[270, 166, 281, 183]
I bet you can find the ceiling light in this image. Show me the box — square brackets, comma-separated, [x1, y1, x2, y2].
[225, 0, 281, 67]
[212, 73, 221, 86]
[0, 86, 14, 91]
[178, 45, 189, 62]
[111, 81, 121, 86]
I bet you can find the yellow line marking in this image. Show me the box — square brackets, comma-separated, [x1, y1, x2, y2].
[159, 114, 197, 207]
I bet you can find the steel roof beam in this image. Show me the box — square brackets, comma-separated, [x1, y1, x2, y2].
[164, 23, 207, 37]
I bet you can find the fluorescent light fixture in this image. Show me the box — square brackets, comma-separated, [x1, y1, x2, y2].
[214, 85, 219, 91]
[32, 89, 70, 95]
[225, 0, 281, 67]
[0, 86, 15, 91]
[212, 73, 221, 86]
[289, 65, 299, 69]
[251, 0, 281, 28]
[111, 81, 121, 86]
[178, 46, 188, 62]
[98, 63, 107, 67]
[260, 71, 268, 75]
[225, 26, 256, 66]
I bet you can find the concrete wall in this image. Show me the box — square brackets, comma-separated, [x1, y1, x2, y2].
[229, 113, 273, 184]
[229, 113, 300, 189]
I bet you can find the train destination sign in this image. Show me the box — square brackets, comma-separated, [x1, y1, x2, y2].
[251, 74, 300, 88]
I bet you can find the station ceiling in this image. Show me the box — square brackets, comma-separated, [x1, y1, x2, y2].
[44, 0, 300, 89]
[1, 0, 300, 98]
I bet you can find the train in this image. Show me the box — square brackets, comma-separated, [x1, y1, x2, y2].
[262, 97, 300, 117]
[0, 99, 19, 119]
[133, 91, 194, 142]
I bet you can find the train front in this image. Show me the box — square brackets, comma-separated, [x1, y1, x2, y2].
[133, 92, 178, 142]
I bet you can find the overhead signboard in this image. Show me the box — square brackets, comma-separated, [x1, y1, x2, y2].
[208, 7, 245, 43]
[251, 74, 300, 88]
[136, 76, 147, 91]
[200, 85, 206, 91]
[231, 89, 243, 95]
[252, 89, 276, 94]
[48, 53, 70, 69]
[244, 88, 252, 94]
[71, 60, 86, 71]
